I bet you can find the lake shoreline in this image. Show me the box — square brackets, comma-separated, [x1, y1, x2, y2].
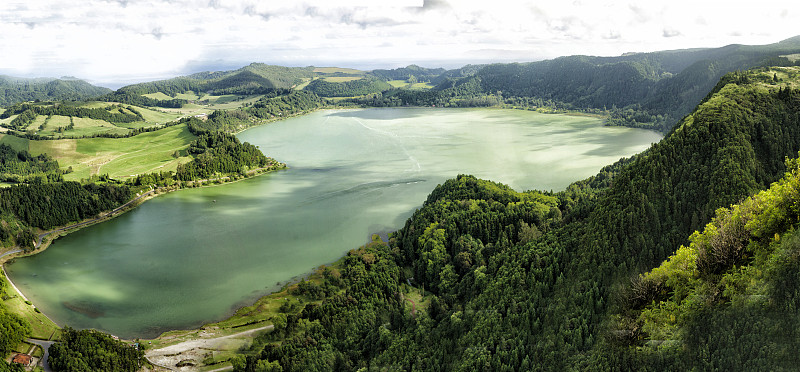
[0, 164, 288, 336]
[7, 107, 662, 340]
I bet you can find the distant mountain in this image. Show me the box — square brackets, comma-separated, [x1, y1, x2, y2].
[0, 76, 111, 107]
[236, 64, 800, 372]
[369, 65, 447, 82]
[116, 63, 315, 96]
[432, 36, 800, 131]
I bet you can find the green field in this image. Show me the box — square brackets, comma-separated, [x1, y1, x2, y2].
[30, 115, 48, 130]
[0, 134, 29, 151]
[1, 272, 60, 340]
[313, 67, 364, 74]
[36, 115, 71, 136]
[388, 80, 409, 88]
[24, 124, 195, 180]
[126, 105, 183, 124]
[205, 94, 264, 110]
[293, 78, 312, 90]
[0, 113, 16, 128]
[174, 91, 201, 101]
[410, 82, 434, 89]
[783, 53, 800, 62]
[142, 92, 174, 100]
[143, 91, 202, 100]
[80, 101, 114, 109]
[322, 76, 363, 83]
[1, 101, 187, 138]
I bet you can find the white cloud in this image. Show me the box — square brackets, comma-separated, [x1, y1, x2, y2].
[0, 0, 797, 86]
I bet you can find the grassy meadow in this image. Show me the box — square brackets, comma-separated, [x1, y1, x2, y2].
[322, 76, 363, 83]
[293, 78, 312, 90]
[388, 80, 409, 88]
[19, 124, 195, 180]
[312, 67, 364, 74]
[1, 272, 60, 340]
[0, 134, 28, 151]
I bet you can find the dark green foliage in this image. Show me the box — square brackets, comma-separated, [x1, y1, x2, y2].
[181, 91, 322, 133]
[0, 76, 110, 107]
[116, 63, 313, 97]
[0, 309, 30, 358]
[235, 241, 404, 372]
[369, 65, 446, 82]
[422, 37, 800, 132]
[0, 361, 24, 372]
[97, 91, 186, 108]
[236, 68, 800, 370]
[176, 129, 280, 181]
[0, 144, 63, 183]
[247, 91, 322, 120]
[0, 182, 131, 230]
[0, 272, 30, 372]
[0, 102, 142, 131]
[48, 327, 144, 372]
[303, 77, 392, 97]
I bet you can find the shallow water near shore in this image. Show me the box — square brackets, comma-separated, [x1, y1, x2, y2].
[6, 108, 661, 338]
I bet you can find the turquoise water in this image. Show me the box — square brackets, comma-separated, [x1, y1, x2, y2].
[6, 108, 661, 338]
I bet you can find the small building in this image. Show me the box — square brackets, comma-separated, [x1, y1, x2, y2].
[11, 353, 32, 367]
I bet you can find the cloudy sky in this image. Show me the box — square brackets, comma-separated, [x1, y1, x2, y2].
[1, 0, 797, 87]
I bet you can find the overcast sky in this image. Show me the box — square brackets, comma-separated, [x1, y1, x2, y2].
[1, 0, 797, 87]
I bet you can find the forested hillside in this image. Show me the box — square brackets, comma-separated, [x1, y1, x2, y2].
[433, 36, 800, 132]
[0, 76, 110, 107]
[235, 66, 800, 371]
[608, 156, 800, 369]
[303, 76, 393, 97]
[184, 90, 323, 133]
[114, 63, 314, 97]
[369, 65, 446, 82]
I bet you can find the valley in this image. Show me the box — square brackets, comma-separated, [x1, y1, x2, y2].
[6, 108, 660, 339]
[0, 37, 799, 371]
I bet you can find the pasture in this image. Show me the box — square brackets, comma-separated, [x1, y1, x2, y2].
[322, 76, 363, 83]
[26, 124, 195, 181]
[313, 67, 364, 74]
[388, 80, 409, 88]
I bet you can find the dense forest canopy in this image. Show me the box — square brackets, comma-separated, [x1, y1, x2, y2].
[48, 327, 143, 372]
[114, 64, 315, 97]
[2, 40, 800, 370]
[0, 76, 110, 107]
[234, 67, 800, 371]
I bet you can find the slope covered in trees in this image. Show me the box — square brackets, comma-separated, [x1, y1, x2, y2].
[433, 37, 800, 132]
[0, 144, 63, 184]
[369, 65, 446, 82]
[175, 123, 283, 181]
[303, 76, 393, 97]
[48, 327, 144, 372]
[115, 64, 314, 97]
[234, 66, 800, 370]
[0, 76, 110, 107]
[607, 156, 800, 369]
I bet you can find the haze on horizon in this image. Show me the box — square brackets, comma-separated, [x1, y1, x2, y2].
[1, 0, 797, 88]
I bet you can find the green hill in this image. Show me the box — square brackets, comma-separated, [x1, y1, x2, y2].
[303, 76, 393, 97]
[114, 63, 315, 97]
[0, 76, 111, 107]
[432, 37, 800, 132]
[234, 66, 800, 370]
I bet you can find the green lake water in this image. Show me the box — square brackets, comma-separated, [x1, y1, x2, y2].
[6, 108, 662, 338]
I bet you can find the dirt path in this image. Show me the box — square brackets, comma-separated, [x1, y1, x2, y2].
[405, 297, 417, 318]
[145, 325, 273, 371]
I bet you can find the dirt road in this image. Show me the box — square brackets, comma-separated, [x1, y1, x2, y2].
[145, 325, 273, 371]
